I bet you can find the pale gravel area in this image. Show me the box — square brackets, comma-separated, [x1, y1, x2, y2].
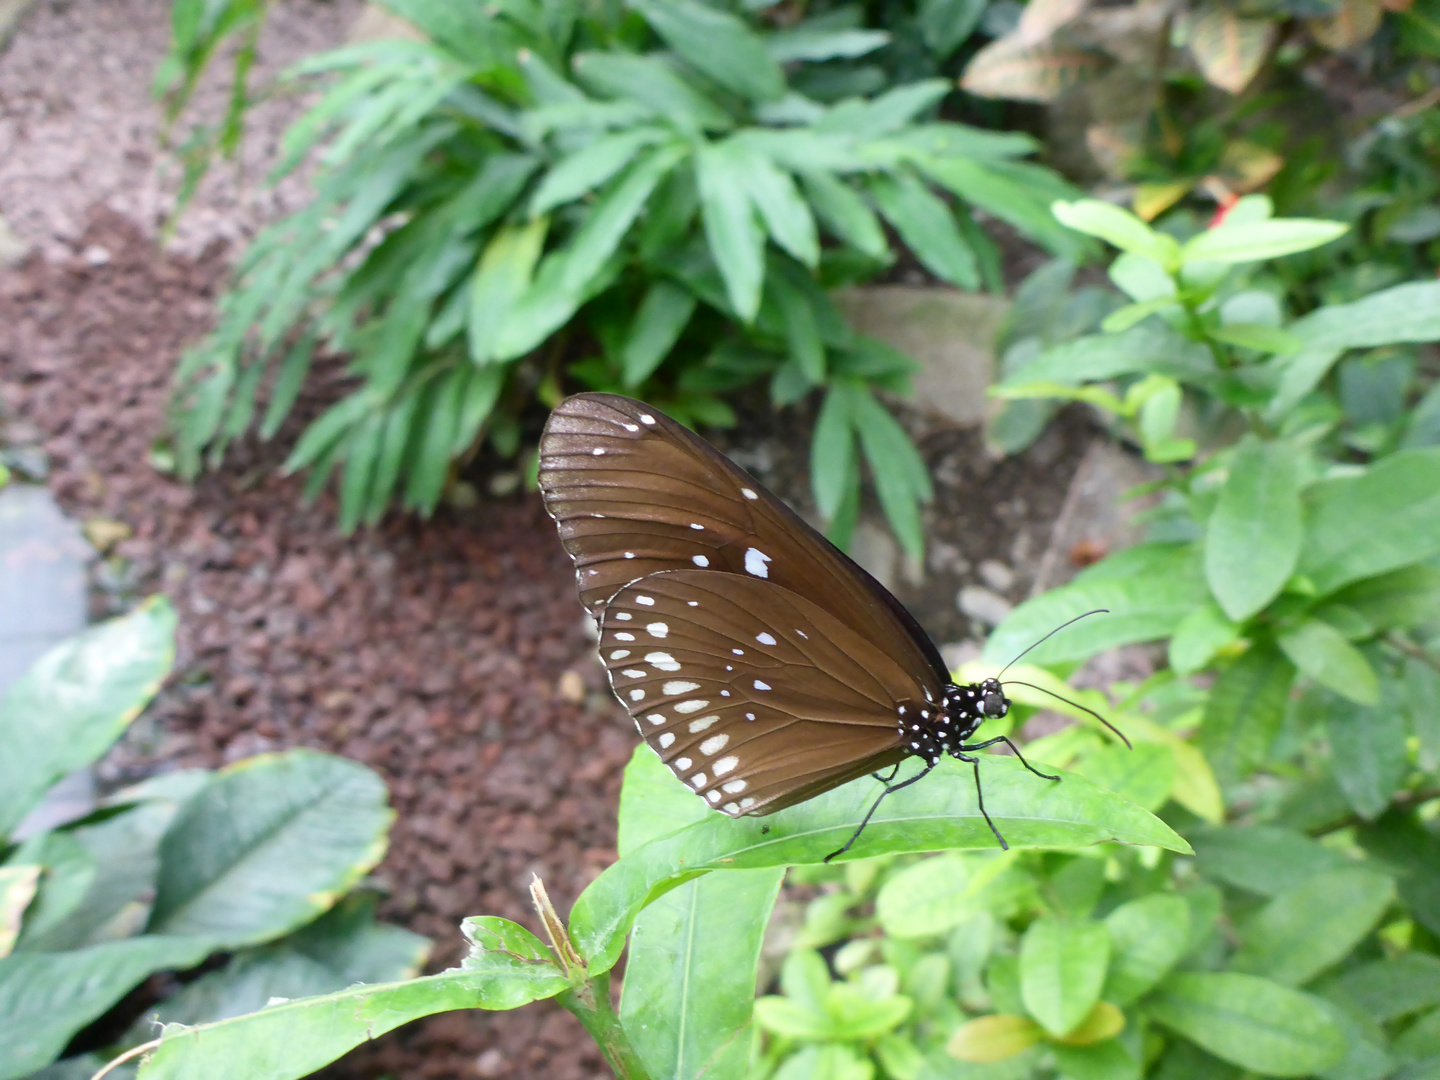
[0, 0, 362, 261]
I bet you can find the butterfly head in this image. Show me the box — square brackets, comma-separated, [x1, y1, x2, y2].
[938, 678, 1009, 743]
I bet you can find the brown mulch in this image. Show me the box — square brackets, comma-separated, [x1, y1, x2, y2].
[0, 208, 624, 1079]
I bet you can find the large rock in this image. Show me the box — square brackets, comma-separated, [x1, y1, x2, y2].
[834, 286, 1009, 429]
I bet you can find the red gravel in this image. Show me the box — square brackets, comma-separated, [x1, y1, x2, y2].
[0, 208, 624, 1079]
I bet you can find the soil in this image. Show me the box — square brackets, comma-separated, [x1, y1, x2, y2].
[0, 3, 1125, 1078]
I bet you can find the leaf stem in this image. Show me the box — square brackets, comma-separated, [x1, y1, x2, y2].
[1385, 634, 1440, 675]
[558, 973, 652, 1080]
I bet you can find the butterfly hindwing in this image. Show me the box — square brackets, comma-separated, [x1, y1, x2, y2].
[598, 570, 927, 816]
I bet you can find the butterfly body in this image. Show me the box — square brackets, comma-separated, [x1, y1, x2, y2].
[539, 392, 1063, 851]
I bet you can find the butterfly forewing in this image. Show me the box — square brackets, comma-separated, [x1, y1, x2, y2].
[539, 393, 948, 693]
[598, 570, 925, 815]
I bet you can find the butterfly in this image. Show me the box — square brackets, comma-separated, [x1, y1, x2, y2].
[538, 393, 1125, 859]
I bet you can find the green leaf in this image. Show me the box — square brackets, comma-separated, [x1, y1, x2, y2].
[621, 868, 784, 1080]
[997, 322, 1211, 391]
[1209, 322, 1302, 355]
[573, 51, 731, 133]
[468, 219, 548, 364]
[1190, 825, 1349, 895]
[1331, 954, 1440, 1022]
[847, 383, 932, 559]
[1277, 620, 1379, 705]
[146, 749, 392, 946]
[799, 171, 889, 260]
[9, 833, 95, 951]
[1070, 743, 1174, 812]
[1328, 565, 1440, 633]
[918, 0, 988, 54]
[875, 853, 1023, 938]
[1180, 218, 1348, 265]
[135, 951, 567, 1080]
[529, 127, 669, 217]
[1198, 641, 1294, 784]
[562, 143, 685, 296]
[1052, 1039, 1141, 1080]
[1320, 688, 1408, 820]
[1051, 200, 1179, 270]
[1232, 867, 1395, 986]
[622, 280, 697, 386]
[768, 27, 890, 63]
[1406, 658, 1440, 773]
[810, 387, 856, 527]
[628, 0, 784, 102]
[0, 597, 176, 836]
[1168, 601, 1240, 675]
[1102, 297, 1179, 334]
[1146, 972, 1346, 1076]
[1299, 448, 1440, 595]
[0, 936, 212, 1080]
[736, 150, 819, 267]
[869, 171, 978, 289]
[617, 745, 713, 858]
[569, 756, 1190, 976]
[984, 544, 1206, 666]
[1205, 437, 1302, 622]
[696, 141, 765, 321]
[1103, 893, 1190, 1005]
[1020, 918, 1110, 1036]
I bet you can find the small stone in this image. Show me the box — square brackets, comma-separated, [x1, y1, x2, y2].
[447, 480, 480, 509]
[82, 517, 132, 553]
[556, 670, 586, 704]
[958, 585, 1013, 627]
[488, 471, 520, 497]
[81, 245, 111, 266]
[475, 1049, 505, 1078]
[978, 559, 1015, 593]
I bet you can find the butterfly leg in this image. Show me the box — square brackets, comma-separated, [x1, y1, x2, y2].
[823, 761, 936, 864]
[870, 762, 903, 784]
[957, 736, 1060, 782]
[954, 752, 1009, 851]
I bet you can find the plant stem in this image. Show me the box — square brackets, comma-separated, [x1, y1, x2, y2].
[1386, 634, 1440, 675]
[559, 973, 652, 1080]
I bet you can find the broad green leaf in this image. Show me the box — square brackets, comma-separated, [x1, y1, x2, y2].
[1070, 743, 1174, 812]
[622, 280, 696, 386]
[1357, 813, 1440, 938]
[569, 756, 1190, 975]
[1205, 437, 1302, 622]
[621, 868, 784, 1080]
[847, 383, 932, 558]
[816, 80, 949, 139]
[1109, 252, 1176, 302]
[737, 150, 819, 267]
[811, 386, 855, 521]
[529, 127, 668, 217]
[918, 157, 1085, 261]
[1406, 658, 1440, 772]
[1052, 1039, 1140, 1080]
[1103, 893, 1190, 1005]
[1020, 918, 1110, 1036]
[1209, 322, 1302, 355]
[1233, 867, 1395, 986]
[0, 597, 175, 835]
[1146, 972, 1346, 1076]
[1102, 297, 1179, 334]
[0, 936, 212, 1080]
[869, 171, 979, 290]
[617, 745, 714, 858]
[136, 933, 568, 1080]
[573, 51, 732, 133]
[628, 0, 784, 102]
[9, 833, 96, 951]
[1277, 620, 1378, 705]
[1320, 688, 1408, 820]
[997, 322, 1212, 390]
[1299, 448, 1440, 594]
[1182, 218, 1347, 265]
[468, 220, 547, 364]
[875, 853, 1022, 938]
[919, 0, 988, 55]
[1331, 954, 1440, 1022]
[766, 27, 890, 62]
[1051, 200, 1179, 269]
[1328, 565, 1440, 633]
[799, 171, 889, 260]
[983, 544, 1206, 666]
[1190, 825, 1349, 895]
[696, 141, 765, 321]
[1187, 2, 1274, 92]
[147, 750, 392, 946]
[1197, 641, 1294, 784]
[771, 274, 826, 382]
[1168, 602, 1240, 675]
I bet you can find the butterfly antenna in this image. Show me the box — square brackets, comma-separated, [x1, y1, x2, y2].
[995, 609, 1109, 681]
[999, 679, 1132, 749]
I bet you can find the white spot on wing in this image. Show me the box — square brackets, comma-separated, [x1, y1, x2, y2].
[663, 681, 700, 695]
[706, 790, 722, 803]
[614, 612, 632, 621]
[641, 414, 655, 424]
[722, 802, 739, 814]
[756, 632, 776, 646]
[739, 796, 755, 809]
[699, 734, 729, 756]
[647, 622, 669, 638]
[623, 423, 639, 432]
[592, 448, 605, 455]
[610, 650, 630, 659]
[691, 773, 707, 788]
[722, 779, 747, 793]
[741, 488, 757, 500]
[624, 552, 635, 559]
[646, 713, 665, 725]
[688, 715, 719, 732]
[615, 632, 635, 641]
[732, 648, 744, 656]
[621, 669, 646, 678]
[713, 755, 738, 775]
[692, 555, 709, 567]
[674, 699, 710, 714]
[646, 652, 680, 672]
[635, 596, 655, 606]
[745, 548, 771, 578]
[753, 680, 771, 691]
[745, 712, 756, 720]
[629, 689, 645, 701]
[690, 523, 704, 530]
[658, 732, 675, 748]
[676, 757, 692, 770]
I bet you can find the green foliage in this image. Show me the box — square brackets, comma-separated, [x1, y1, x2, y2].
[160, 0, 1081, 556]
[0, 601, 425, 1079]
